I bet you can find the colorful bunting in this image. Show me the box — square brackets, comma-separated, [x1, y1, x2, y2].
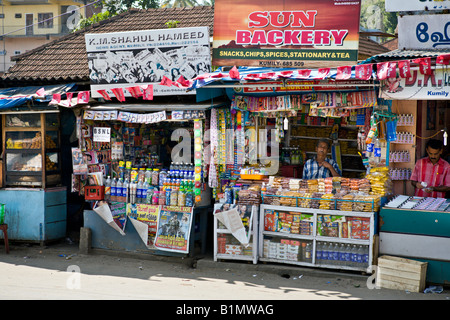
[398, 60, 411, 78]
[50, 93, 61, 104]
[160, 76, 173, 87]
[111, 88, 125, 102]
[97, 90, 111, 100]
[436, 54, 450, 65]
[413, 57, 432, 75]
[376, 61, 396, 80]
[125, 86, 143, 98]
[336, 66, 352, 80]
[142, 85, 153, 100]
[229, 66, 240, 79]
[317, 68, 330, 79]
[36, 87, 46, 97]
[355, 64, 372, 80]
[77, 91, 90, 104]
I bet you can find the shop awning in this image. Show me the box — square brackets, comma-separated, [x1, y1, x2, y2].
[360, 48, 450, 64]
[0, 83, 76, 110]
[188, 66, 377, 91]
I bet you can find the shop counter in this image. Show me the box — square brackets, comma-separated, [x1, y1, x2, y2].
[84, 204, 210, 257]
[0, 187, 67, 243]
[379, 206, 450, 285]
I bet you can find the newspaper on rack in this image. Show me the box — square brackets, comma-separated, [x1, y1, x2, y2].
[214, 207, 250, 247]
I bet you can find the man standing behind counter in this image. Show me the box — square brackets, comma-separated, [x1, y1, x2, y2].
[302, 139, 341, 180]
[410, 139, 450, 198]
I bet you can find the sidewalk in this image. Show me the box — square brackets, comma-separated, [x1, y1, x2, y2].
[0, 240, 449, 300]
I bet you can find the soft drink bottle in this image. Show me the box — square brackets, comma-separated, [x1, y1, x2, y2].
[105, 176, 111, 201]
[111, 178, 117, 202]
[123, 178, 129, 203]
[116, 178, 123, 202]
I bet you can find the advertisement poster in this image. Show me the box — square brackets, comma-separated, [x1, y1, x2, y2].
[212, 0, 361, 68]
[380, 68, 450, 100]
[85, 27, 211, 97]
[71, 147, 88, 175]
[127, 203, 160, 248]
[154, 206, 193, 253]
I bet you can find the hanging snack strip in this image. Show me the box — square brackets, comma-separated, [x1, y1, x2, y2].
[194, 119, 203, 203]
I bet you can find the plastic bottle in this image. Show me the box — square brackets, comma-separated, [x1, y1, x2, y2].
[159, 169, 167, 188]
[111, 178, 117, 202]
[116, 178, 123, 202]
[145, 168, 152, 185]
[357, 245, 364, 266]
[333, 243, 341, 266]
[105, 176, 111, 201]
[152, 190, 159, 205]
[316, 242, 323, 263]
[146, 185, 153, 204]
[152, 168, 159, 186]
[141, 180, 148, 204]
[305, 242, 312, 263]
[130, 180, 137, 204]
[123, 178, 129, 203]
[343, 244, 351, 267]
[350, 244, 358, 267]
[137, 179, 143, 204]
[165, 188, 172, 206]
[362, 245, 369, 266]
[322, 242, 329, 263]
[338, 244, 346, 266]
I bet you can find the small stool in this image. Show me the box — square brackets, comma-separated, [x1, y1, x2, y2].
[0, 224, 9, 254]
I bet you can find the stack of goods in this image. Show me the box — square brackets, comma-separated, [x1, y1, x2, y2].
[324, 177, 333, 193]
[366, 167, 392, 196]
[310, 192, 323, 209]
[238, 186, 261, 206]
[264, 209, 313, 235]
[339, 194, 354, 211]
[289, 179, 301, 191]
[318, 178, 325, 193]
[352, 194, 367, 211]
[340, 178, 350, 190]
[319, 193, 335, 210]
[299, 180, 309, 192]
[308, 179, 318, 192]
[317, 215, 371, 240]
[299, 193, 312, 208]
[280, 191, 300, 206]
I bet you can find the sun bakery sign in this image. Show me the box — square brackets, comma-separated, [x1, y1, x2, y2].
[212, 0, 361, 68]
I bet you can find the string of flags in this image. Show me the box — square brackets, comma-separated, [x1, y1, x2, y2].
[36, 53, 450, 106]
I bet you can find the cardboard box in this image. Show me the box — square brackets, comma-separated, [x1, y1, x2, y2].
[376, 255, 428, 293]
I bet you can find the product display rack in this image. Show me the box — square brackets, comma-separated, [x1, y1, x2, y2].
[213, 204, 259, 264]
[1, 111, 61, 188]
[258, 202, 375, 272]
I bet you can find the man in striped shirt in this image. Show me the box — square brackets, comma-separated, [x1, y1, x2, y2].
[410, 139, 450, 198]
[302, 139, 341, 180]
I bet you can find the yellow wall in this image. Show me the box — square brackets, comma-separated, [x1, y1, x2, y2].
[0, 0, 83, 36]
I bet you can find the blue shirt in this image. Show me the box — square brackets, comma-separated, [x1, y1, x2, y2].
[302, 157, 341, 180]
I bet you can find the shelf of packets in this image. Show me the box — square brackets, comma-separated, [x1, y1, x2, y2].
[262, 170, 392, 212]
[259, 205, 374, 271]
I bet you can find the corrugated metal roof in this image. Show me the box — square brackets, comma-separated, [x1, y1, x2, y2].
[361, 48, 450, 64]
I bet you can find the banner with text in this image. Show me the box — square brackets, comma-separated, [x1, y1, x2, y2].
[85, 27, 210, 97]
[212, 0, 361, 68]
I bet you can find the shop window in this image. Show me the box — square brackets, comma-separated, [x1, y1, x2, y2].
[38, 13, 53, 28]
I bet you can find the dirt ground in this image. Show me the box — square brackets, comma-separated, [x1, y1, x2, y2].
[0, 240, 449, 302]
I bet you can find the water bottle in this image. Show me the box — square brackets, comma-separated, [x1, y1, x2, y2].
[362, 245, 369, 267]
[333, 243, 340, 266]
[344, 244, 352, 267]
[322, 242, 329, 263]
[116, 178, 123, 202]
[350, 244, 358, 267]
[111, 178, 117, 202]
[123, 178, 129, 203]
[357, 245, 364, 266]
[305, 242, 312, 263]
[130, 180, 136, 204]
[338, 244, 346, 266]
[105, 176, 111, 201]
[141, 180, 148, 204]
[316, 242, 323, 264]
[137, 180, 143, 204]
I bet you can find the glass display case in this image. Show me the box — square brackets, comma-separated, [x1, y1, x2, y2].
[2, 112, 61, 187]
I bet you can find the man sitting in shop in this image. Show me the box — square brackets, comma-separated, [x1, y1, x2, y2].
[302, 139, 341, 180]
[410, 139, 450, 198]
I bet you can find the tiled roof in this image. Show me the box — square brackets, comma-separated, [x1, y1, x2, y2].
[2, 6, 215, 84]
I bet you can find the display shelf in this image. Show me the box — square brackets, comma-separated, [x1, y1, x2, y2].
[1, 111, 61, 188]
[213, 204, 259, 264]
[259, 204, 375, 272]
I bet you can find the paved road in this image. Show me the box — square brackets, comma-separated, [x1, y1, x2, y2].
[0, 242, 448, 303]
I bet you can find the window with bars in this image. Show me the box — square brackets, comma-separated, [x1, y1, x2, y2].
[38, 13, 53, 28]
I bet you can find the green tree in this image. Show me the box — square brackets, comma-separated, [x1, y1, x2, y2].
[360, 0, 397, 34]
[160, 0, 199, 8]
